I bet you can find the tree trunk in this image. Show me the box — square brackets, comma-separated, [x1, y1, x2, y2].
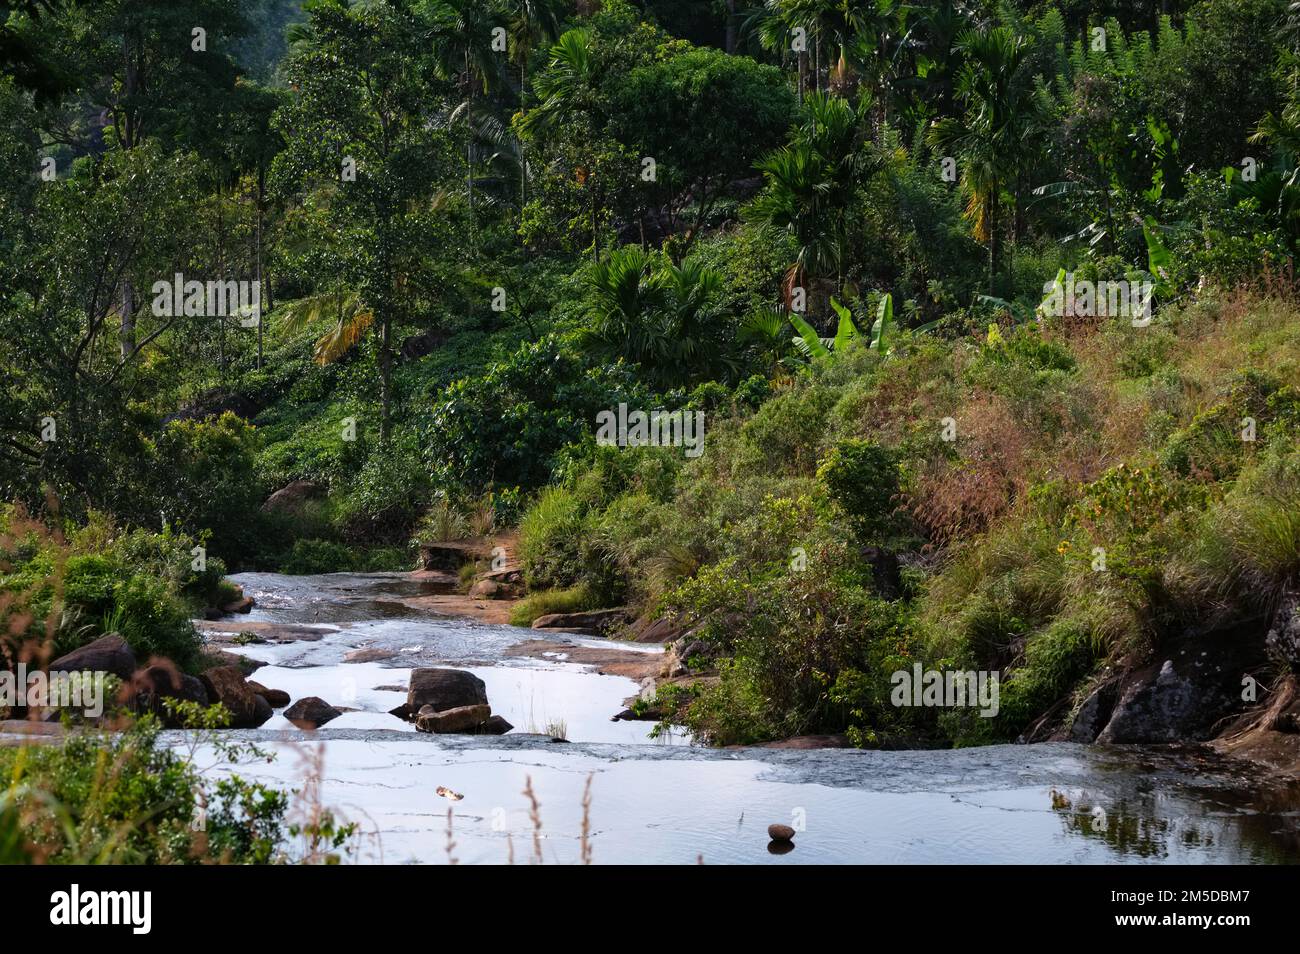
[379, 316, 392, 444]
[119, 279, 135, 359]
[988, 193, 1001, 296]
[520, 60, 528, 207]
[466, 54, 475, 213]
[256, 165, 265, 370]
[725, 0, 737, 54]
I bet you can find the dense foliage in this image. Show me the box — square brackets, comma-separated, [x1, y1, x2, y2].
[3, 0, 1300, 750]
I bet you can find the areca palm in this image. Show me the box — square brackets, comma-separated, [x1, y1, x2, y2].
[424, 0, 508, 211]
[505, 0, 567, 202]
[927, 26, 1035, 295]
[521, 27, 597, 137]
[748, 91, 873, 303]
[579, 247, 731, 387]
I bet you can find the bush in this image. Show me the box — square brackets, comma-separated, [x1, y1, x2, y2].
[0, 717, 290, 864]
[508, 584, 596, 627]
[518, 486, 586, 591]
[816, 439, 901, 543]
[279, 539, 355, 575]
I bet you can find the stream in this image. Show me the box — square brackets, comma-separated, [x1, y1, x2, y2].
[178, 571, 1300, 865]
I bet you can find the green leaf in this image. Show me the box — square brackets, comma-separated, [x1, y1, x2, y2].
[788, 312, 831, 363]
[870, 293, 893, 352]
[830, 297, 859, 352]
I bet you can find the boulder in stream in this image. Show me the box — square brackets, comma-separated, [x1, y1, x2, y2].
[49, 634, 136, 682]
[247, 681, 290, 708]
[407, 668, 488, 714]
[284, 696, 342, 729]
[199, 665, 272, 728]
[415, 703, 491, 733]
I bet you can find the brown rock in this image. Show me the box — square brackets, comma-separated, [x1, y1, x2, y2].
[767, 824, 796, 842]
[221, 596, 255, 615]
[468, 579, 504, 599]
[531, 607, 631, 637]
[131, 663, 210, 725]
[247, 681, 290, 708]
[407, 668, 488, 713]
[415, 703, 491, 734]
[283, 696, 342, 729]
[198, 665, 271, 728]
[343, 647, 397, 664]
[475, 714, 513, 735]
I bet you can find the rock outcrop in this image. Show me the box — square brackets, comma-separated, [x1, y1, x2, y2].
[48, 634, 136, 681]
[198, 665, 273, 728]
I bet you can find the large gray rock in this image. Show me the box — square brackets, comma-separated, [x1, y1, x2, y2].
[415, 703, 491, 734]
[1266, 585, 1300, 671]
[1091, 618, 1265, 743]
[407, 668, 487, 714]
[1068, 679, 1119, 743]
[49, 634, 136, 681]
[260, 479, 324, 514]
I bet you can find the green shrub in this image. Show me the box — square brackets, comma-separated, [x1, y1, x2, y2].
[816, 439, 901, 543]
[518, 486, 586, 590]
[508, 584, 595, 627]
[0, 717, 290, 864]
[279, 539, 355, 575]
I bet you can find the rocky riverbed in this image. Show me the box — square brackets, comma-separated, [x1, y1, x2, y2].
[138, 571, 1300, 864]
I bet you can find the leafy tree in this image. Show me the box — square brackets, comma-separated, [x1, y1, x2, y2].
[611, 45, 794, 248]
[273, 0, 454, 444]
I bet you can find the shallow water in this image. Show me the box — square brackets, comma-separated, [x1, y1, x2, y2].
[184, 572, 1300, 865]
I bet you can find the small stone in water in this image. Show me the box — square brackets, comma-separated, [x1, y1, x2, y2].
[436, 786, 464, 801]
[767, 823, 795, 842]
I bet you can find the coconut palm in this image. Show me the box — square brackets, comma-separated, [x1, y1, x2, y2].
[505, 0, 567, 202]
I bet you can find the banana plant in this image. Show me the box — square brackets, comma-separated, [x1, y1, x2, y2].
[980, 268, 1066, 324]
[787, 293, 900, 364]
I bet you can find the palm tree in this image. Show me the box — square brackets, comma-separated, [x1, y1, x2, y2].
[523, 28, 602, 254]
[280, 290, 375, 366]
[927, 26, 1036, 295]
[747, 91, 874, 305]
[580, 245, 668, 371]
[426, 0, 508, 212]
[579, 247, 731, 387]
[505, 0, 567, 203]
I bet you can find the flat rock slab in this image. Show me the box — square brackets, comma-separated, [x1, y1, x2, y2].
[531, 608, 631, 637]
[344, 646, 399, 664]
[198, 620, 338, 643]
[0, 720, 64, 746]
[504, 639, 661, 681]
